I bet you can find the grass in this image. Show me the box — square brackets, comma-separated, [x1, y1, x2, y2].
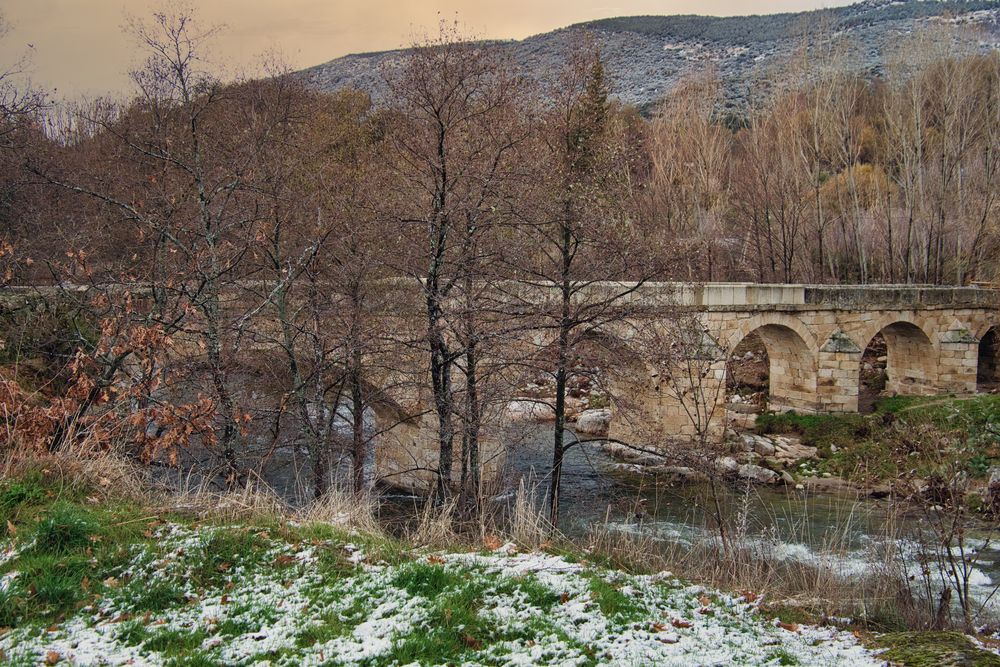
[876, 631, 1000, 666]
[584, 572, 647, 622]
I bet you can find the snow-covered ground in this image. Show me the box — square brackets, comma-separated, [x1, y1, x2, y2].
[0, 522, 885, 666]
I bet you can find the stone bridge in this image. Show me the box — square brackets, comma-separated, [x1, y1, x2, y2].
[607, 283, 1000, 443]
[7, 281, 997, 489]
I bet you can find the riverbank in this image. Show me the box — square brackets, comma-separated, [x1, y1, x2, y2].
[595, 392, 1000, 502]
[756, 393, 1000, 497]
[2, 456, 1000, 665]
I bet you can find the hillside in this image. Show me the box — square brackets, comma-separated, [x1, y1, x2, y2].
[299, 0, 1000, 112]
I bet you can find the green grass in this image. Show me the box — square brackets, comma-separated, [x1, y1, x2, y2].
[584, 572, 647, 623]
[0, 474, 179, 627]
[0, 474, 47, 529]
[30, 502, 98, 555]
[295, 604, 361, 647]
[144, 628, 208, 655]
[757, 411, 866, 456]
[876, 631, 1000, 666]
[768, 648, 800, 666]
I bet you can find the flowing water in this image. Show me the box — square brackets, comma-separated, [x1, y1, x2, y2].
[508, 423, 1000, 615]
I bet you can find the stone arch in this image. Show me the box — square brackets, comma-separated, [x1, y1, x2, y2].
[976, 319, 1000, 342]
[859, 318, 937, 397]
[725, 312, 819, 356]
[978, 325, 1000, 391]
[726, 314, 818, 414]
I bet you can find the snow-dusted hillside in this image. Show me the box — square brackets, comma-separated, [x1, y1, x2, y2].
[1, 521, 883, 666]
[299, 0, 1000, 112]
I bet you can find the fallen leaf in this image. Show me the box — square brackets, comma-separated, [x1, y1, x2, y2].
[80, 576, 90, 592]
[697, 594, 711, 606]
[5, 520, 15, 536]
[560, 592, 570, 604]
[274, 554, 296, 567]
[671, 618, 692, 628]
[778, 622, 799, 632]
[651, 622, 667, 632]
[656, 636, 679, 644]
[462, 633, 482, 650]
[45, 650, 61, 665]
[741, 591, 759, 603]
[217, 562, 231, 572]
[483, 534, 503, 551]
[102, 577, 119, 589]
[427, 555, 446, 565]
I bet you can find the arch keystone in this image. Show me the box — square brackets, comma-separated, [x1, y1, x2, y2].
[940, 322, 978, 345]
[820, 330, 862, 354]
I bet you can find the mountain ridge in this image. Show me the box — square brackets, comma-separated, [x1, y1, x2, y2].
[299, 0, 1000, 112]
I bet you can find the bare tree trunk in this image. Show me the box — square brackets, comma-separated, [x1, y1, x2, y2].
[548, 220, 573, 529]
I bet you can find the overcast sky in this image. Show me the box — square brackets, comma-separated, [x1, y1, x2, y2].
[1, 0, 854, 99]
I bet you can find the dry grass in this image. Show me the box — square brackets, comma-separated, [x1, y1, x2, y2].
[407, 496, 462, 547]
[505, 480, 555, 549]
[168, 479, 289, 523]
[299, 488, 383, 535]
[1, 450, 149, 503]
[582, 500, 931, 632]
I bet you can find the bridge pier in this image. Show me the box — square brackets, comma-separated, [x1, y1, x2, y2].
[816, 331, 863, 413]
[937, 326, 980, 395]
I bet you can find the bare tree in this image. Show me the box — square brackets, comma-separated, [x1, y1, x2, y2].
[381, 22, 530, 502]
[516, 44, 659, 528]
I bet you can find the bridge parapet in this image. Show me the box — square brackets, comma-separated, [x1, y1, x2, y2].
[801, 285, 1000, 310]
[569, 282, 1000, 312]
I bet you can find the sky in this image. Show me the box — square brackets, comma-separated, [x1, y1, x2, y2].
[0, 0, 855, 99]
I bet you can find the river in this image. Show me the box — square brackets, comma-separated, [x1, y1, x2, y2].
[506, 423, 1000, 619]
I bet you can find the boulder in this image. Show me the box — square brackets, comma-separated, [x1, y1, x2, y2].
[601, 441, 665, 466]
[986, 467, 1000, 513]
[738, 463, 779, 485]
[576, 408, 611, 436]
[752, 436, 776, 457]
[799, 476, 862, 497]
[648, 465, 709, 483]
[507, 399, 554, 422]
[770, 439, 819, 464]
[715, 456, 739, 475]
